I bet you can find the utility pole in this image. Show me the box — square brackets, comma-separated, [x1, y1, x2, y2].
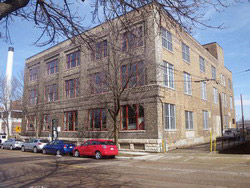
[241, 94, 245, 139]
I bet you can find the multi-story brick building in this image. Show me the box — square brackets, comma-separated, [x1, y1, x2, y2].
[22, 4, 235, 152]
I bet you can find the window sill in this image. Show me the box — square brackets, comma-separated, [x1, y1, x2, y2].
[162, 46, 174, 54]
[161, 85, 175, 91]
[64, 65, 80, 72]
[47, 72, 59, 77]
[119, 130, 145, 133]
[88, 130, 108, 132]
[62, 131, 78, 132]
[183, 59, 190, 64]
[165, 129, 177, 132]
[184, 93, 192, 96]
[185, 129, 194, 131]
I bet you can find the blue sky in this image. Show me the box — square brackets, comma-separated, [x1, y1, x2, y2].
[0, 1, 249, 121]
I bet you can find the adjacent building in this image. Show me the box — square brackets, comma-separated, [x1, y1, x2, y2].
[21, 4, 235, 152]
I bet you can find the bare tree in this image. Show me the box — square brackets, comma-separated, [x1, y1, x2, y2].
[0, 74, 22, 137]
[0, 0, 243, 46]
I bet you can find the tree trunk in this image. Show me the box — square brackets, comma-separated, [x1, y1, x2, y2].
[114, 115, 119, 147]
[6, 114, 10, 138]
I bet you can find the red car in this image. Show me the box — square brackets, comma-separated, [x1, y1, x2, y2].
[73, 139, 118, 159]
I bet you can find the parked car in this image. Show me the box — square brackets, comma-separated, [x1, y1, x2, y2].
[42, 140, 75, 155]
[1, 138, 24, 150]
[21, 139, 50, 153]
[0, 133, 7, 145]
[73, 139, 118, 159]
[223, 128, 241, 138]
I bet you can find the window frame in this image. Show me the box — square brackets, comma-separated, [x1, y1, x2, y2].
[164, 103, 176, 130]
[47, 59, 58, 75]
[90, 72, 108, 94]
[182, 42, 190, 63]
[202, 110, 209, 130]
[89, 108, 107, 131]
[161, 27, 173, 51]
[201, 81, 207, 100]
[211, 65, 216, 80]
[64, 111, 78, 131]
[184, 72, 192, 95]
[44, 84, 58, 102]
[66, 51, 80, 70]
[199, 56, 205, 73]
[29, 89, 37, 105]
[163, 61, 174, 89]
[29, 66, 39, 82]
[122, 25, 143, 51]
[230, 96, 233, 110]
[65, 78, 79, 99]
[213, 87, 218, 104]
[43, 114, 51, 131]
[185, 111, 194, 130]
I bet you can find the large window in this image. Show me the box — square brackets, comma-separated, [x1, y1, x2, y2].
[29, 66, 39, 81]
[64, 111, 78, 131]
[182, 42, 190, 63]
[121, 62, 145, 88]
[65, 78, 79, 99]
[29, 89, 37, 105]
[27, 116, 37, 131]
[45, 84, 58, 102]
[199, 56, 205, 72]
[47, 59, 58, 75]
[185, 111, 193, 130]
[163, 61, 174, 88]
[228, 79, 232, 89]
[230, 96, 233, 110]
[201, 81, 207, 100]
[122, 26, 143, 51]
[211, 66, 216, 79]
[66, 51, 80, 69]
[91, 40, 108, 60]
[164, 103, 176, 130]
[184, 72, 192, 95]
[224, 115, 229, 129]
[121, 104, 145, 130]
[43, 114, 51, 131]
[213, 87, 218, 104]
[222, 92, 227, 107]
[202, 111, 209, 130]
[221, 73, 225, 86]
[161, 27, 173, 51]
[90, 72, 108, 94]
[89, 109, 107, 131]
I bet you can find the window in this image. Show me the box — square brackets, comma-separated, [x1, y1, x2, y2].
[27, 116, 37, 131]
[228, 79, 232, 89]
[121, 62, 145, 88]
[164, 103, 176, 130]
[184, 72, 192, 95]
[121, 104, 145, 130]
[202, 111, 209, 130]
[221, 73, 225, 86]
[65, 78, 79, 99]
[43, 115, 51, 131]
[199, 56, 205, 72]
[122, 26, 143, 51]
[45, 84, 58, 102]
[29, 66, 39, 81]
[89, 109, 107, 131]
[163, 61, 174, 88]
[185, 111, 193, 130]
[211, 66, 216, 79]
[222, 92, 227, 107]
[90, 72, 108, 94]
[201, 81, 207, 100]
[47, 59, 58, 75]
[66, 51, 80, 69]
[161, 27, 173, 51]
[29, 89, 37, 105]
[230, 96, 233, 110]
[91, 40, 108, 60]
[224, 115, 229, 129]
[213, 87, 218, 104]
[64, 111, 78, 131]
[182, 42, 190, 63]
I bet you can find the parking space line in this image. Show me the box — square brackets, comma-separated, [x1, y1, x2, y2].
[47, 162, 87, 169]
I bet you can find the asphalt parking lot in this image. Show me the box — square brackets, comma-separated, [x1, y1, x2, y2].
[1, 148, 250, 188]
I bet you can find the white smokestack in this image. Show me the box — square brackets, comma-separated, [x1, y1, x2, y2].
[6, 47, 14, 110]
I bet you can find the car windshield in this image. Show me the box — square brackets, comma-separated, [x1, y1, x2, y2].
[15, 139, 23, 142]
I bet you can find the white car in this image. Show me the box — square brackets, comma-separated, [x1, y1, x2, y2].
[1, 138, 24, 150]
[0, 133, 7, 145]
[223, 128, 240, 138]
[21, 139, 50, 153]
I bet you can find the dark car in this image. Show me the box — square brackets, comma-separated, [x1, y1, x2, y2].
[73, 139, 118, 159]
[42, 140, 75, 155]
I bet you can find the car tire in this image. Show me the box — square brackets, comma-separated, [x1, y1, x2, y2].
[10, 145, 13, 150]
[21, 146, 25, 152]
[110, 155, 115, 159]
[56, 150, 61, 156]
[95, 151, 102, 160]
[33, 147, 38, 153]
[74, 150, 80, 157]
[42, 149, 46, 154]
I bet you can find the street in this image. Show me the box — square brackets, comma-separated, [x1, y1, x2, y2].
[1, 149, 250, 188]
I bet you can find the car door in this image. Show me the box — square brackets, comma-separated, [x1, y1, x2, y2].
[80, 141, 91, 156]
[46, 141, 54, 153]
[4, 139, 11, 148]
[51, 140, 60, 154]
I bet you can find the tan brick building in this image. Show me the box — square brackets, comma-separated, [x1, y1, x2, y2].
[22, 4, 235, 152]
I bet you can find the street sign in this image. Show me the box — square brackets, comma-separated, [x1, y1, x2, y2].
[16, 126, 21, 133]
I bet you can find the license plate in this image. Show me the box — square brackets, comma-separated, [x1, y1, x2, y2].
[110, 148, 114, 150]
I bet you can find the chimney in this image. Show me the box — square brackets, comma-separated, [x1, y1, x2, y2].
[5, 47, 14, 110]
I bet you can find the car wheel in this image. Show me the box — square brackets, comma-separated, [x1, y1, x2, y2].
[33, 147, 38, 153]
[10, 145, 13, 150]
[42, 149, 46, 154]
[110, 155, 115, 159]
[21, 146, 25, 152]
[56, 150, 61, 156]
[74, 150, 80, 157]
[95, 151, 102, 160]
